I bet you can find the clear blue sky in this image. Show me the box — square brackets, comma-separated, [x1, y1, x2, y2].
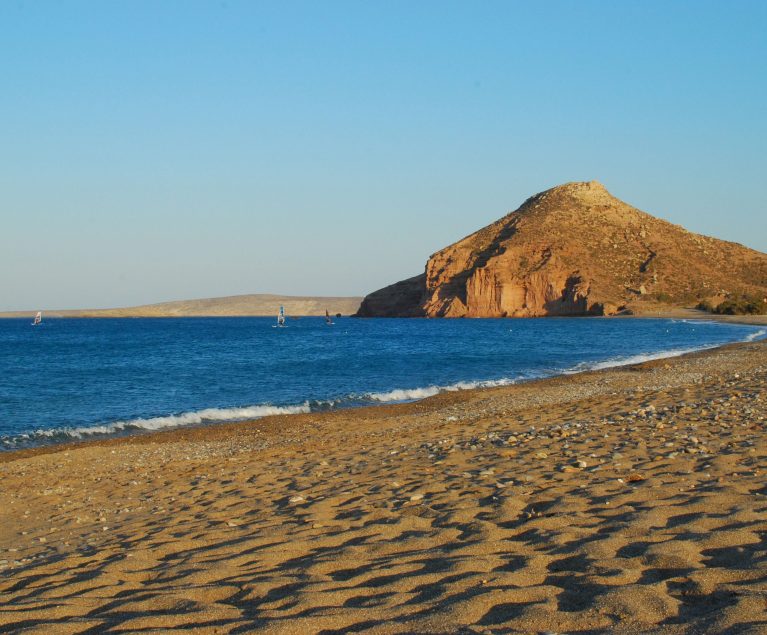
[2, 1, 765, 310]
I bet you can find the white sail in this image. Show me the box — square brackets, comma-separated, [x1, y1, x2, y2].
[32, 311, 42, 326]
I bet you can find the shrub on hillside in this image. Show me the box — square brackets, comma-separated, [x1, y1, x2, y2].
[712, 295, 767, 315]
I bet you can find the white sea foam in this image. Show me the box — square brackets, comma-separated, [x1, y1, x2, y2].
[6, 403, 311, 446]
[366, 377, 517, 403]
[366, 325, 765, 403]
[744, 328, 767, 342]
[366, 386, 442, 402]
[564, 346, 714, 374]
[573, 326, 766, 372]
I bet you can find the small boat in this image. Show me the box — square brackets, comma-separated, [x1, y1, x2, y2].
[32, 311, 42, 326]
[325, 309, 334, 326]
[275, 305, 286, 328]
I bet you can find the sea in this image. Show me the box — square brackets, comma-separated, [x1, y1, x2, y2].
[1, 317, 765, 451]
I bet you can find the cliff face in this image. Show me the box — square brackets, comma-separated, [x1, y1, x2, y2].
[356, 181, 767, 317]
[355, 275, 426, 317]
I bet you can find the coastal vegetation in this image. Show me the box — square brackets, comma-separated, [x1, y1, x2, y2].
[699, 294, 767, 316]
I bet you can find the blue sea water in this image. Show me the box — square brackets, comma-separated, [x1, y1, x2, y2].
[0, 317, 764, 450]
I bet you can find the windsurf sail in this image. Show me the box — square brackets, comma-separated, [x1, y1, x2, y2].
[277, 306, 286, 326]
[32, 311, 42, 326]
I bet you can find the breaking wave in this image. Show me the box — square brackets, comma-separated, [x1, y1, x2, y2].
[365, 377, 518, 403]
[366, 386, 442, 402]
[570, 326, 765, 373]
[1, 403, 310, 449]
[565, 345, 718, 373]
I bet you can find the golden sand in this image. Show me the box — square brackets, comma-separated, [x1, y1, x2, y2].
[1, 340, 766, 634]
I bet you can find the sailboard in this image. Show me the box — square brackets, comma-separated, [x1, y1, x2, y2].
[274, 305, 287, 328]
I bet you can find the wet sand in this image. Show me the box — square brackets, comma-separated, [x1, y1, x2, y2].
[1, 339, 766, 634]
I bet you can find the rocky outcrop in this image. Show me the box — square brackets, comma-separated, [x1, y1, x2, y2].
[355, 275, 426, 317]
[423, 250, 605, 317]
[356, 180, 767, 317]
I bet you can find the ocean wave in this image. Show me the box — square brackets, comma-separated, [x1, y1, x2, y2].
[1, 403, 310, 448]
[564, 345, 717, 374]
[365, 377, 517, 403]
[366, 386, 442, 402]
[744, 328, 767, 342]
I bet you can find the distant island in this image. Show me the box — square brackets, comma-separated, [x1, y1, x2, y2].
[0, 294, 363, 318]
[356, 180, 767, 318]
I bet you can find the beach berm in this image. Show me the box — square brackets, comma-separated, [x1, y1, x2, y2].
[1, 339, 766, 633]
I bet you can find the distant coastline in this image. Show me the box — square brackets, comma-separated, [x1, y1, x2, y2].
[4, 300, 766, 327]
[628, 306, 767, 327]
[0, 293, 363, 318]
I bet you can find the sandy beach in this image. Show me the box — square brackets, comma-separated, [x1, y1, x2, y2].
[1, 338, 766, 634]
[5, 0, 767, 632]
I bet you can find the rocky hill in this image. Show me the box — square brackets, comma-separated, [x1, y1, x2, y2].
[1, 294, 362, 318]
[356, 181, 767, 317]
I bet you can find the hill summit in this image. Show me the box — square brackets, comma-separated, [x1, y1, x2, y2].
[356, 181, 767, 317]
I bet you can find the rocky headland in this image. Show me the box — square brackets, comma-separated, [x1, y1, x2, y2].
[356, 181, 767, 318]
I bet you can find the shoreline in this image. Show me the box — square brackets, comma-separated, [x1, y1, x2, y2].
[630, 307, 767, 326]
[1, 338, 765, 632]
[2, 315, 765, 463]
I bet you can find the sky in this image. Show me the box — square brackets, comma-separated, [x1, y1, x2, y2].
[1, 0, 766, 310]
